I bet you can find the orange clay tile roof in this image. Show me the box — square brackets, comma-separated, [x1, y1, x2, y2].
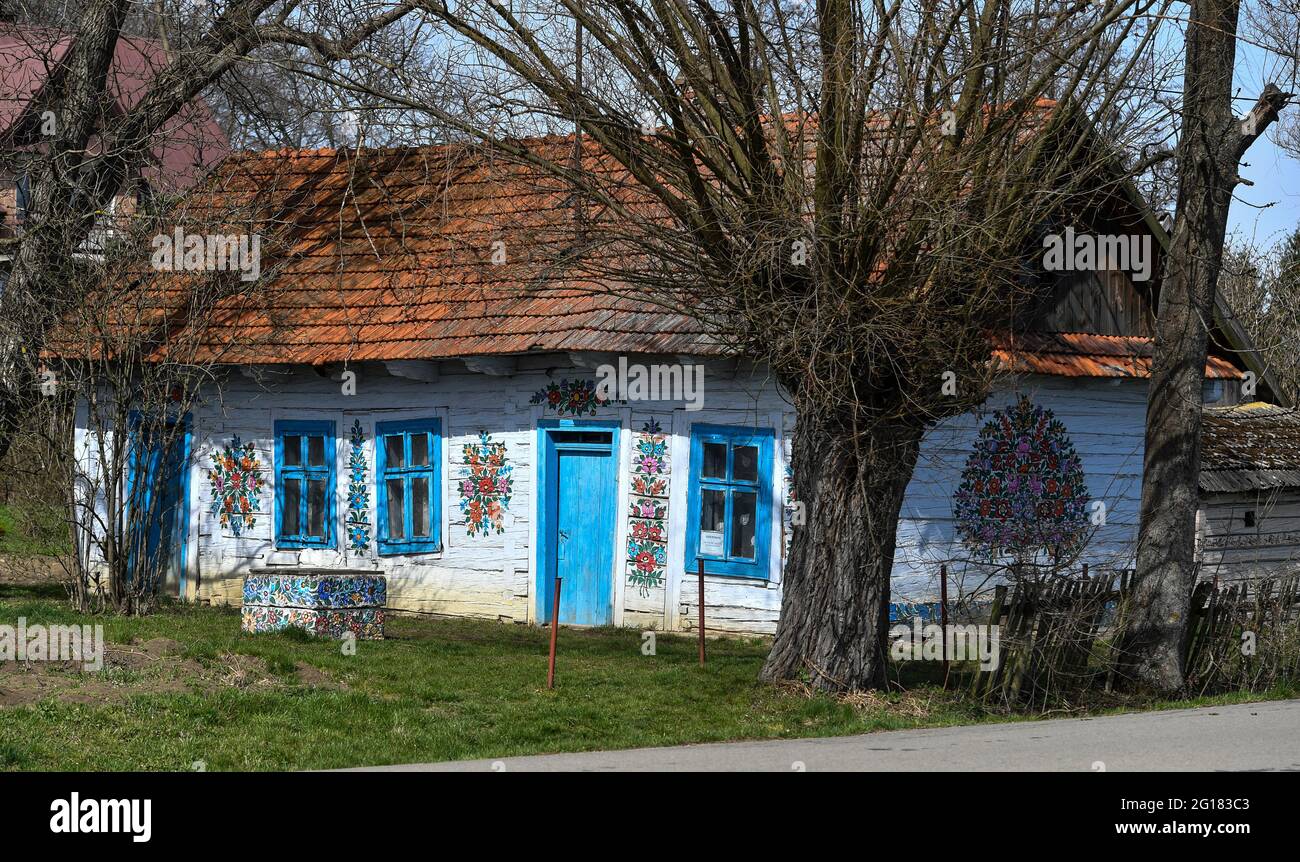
[77, 138, 1239, 382]
[992, 332, 1243, 380]
[103, 140, 714, 365]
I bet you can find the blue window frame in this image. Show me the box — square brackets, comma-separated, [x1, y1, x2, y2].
[685, 424, 775, 578]
[275, 420, 336, 549]
[375, 418, 442, 554]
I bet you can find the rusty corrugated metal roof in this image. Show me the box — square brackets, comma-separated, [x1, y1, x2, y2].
[992, 331, 1243, 380]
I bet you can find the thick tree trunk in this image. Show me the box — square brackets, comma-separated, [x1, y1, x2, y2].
[760, 416, 923, 691]
[1121, 0, 1288, 693]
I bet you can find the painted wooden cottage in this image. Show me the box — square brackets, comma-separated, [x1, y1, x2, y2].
[69, 138, 1282, 634]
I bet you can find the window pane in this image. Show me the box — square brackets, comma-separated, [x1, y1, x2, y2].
[282, 478, 301, 535]
[412, 477, 430, 537]
[283, 436, 301, 466]
[700, 488, 726, 556]
[733, 445, 759, 482]
[307, 435, 325, 467]
[702, 442, 727, 478]
[701, 489, 726, 531]
[387, 478, 406, 539]
[730, 491, 757, 559]
[411, 433, 430, 467]
[385, 435, 405, 469]
[307, 478, 326, 537]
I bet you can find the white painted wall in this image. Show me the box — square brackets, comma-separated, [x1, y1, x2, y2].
[893, 376, 1148, 603]
[174, 355, 792, 632]
[74, 362, 1158, 634]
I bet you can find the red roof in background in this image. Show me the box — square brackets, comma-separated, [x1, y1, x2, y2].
[0, 23, 229, 190]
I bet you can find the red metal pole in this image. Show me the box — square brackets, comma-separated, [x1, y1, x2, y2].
[697, 557, 706, 667]
[940, 564, 949, 687]
[547, 577, 562, 690]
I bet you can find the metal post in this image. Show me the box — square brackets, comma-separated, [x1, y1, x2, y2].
[547, 577, 563, 690]
[697, 557, 706, 666]
[940, 564, 949, 687]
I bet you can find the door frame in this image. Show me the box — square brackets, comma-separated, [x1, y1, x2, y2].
[125, 411, 193, 598]
[534, 418, 622, 625]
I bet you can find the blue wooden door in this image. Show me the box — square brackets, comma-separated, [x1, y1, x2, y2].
[544, 428, 617, 625]
[129, 418, 190, 597]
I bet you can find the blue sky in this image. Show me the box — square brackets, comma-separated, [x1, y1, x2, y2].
[1225, 40, 1299, 250]
[1227, 112, 1300, 251]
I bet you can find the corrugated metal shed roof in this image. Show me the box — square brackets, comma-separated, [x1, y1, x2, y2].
[993, 331, 1242, 380]
[1201, 403, 1300, 492]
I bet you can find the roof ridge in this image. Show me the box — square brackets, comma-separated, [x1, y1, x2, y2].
[234, 132, 586, 164]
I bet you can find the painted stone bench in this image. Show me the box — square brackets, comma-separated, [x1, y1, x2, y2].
[241, 569, 386, 640]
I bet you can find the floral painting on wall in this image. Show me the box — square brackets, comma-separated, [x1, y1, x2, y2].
[952, 396, 1091, 563]
[626, 419, 670, 596]
[529, 378, 613, 416]
[460, 431, 513, 537]
[346, 419, 371, 553]
[208, 436, 265, 536]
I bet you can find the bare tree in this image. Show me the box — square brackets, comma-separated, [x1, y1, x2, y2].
[1120, 0, 1292, 693]
[0, 0, 418, 462]
[328, 0, 1167, 690]
[1217, 232, 1300, 404]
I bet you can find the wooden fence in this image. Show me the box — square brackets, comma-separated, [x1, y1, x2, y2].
[963, 569, 1300, 708]
[972, 570, 1130, 709]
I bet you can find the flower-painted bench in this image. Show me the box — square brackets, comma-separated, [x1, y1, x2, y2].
[241, 569, 386, 640]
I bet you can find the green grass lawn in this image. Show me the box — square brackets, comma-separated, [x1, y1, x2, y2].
[1, 583, 1295, 771]
[0, 503, 72, 558]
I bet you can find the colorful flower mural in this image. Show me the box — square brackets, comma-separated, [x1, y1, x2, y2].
[459, 431, 513, 537]
[346, 420, 371, 553]
[208, 436, 265, 536]
[952, 396, 1091, 561]
[241, 606, 385, 640]
[626, 419, 670, 596]
[242, 573, 387, 639]
[529, 378, 613, 416]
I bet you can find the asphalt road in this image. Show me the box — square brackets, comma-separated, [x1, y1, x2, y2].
[359, 698, 1300, 772]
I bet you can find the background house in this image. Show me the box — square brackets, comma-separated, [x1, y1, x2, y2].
[0, 22, 228, 267]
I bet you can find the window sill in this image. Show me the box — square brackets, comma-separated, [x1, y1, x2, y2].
[276, 541, 336, 551]
[377, 544, 444, 558]
[689, 559, 770, 582]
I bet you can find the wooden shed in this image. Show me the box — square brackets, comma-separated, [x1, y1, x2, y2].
[1199, 403, 1300, 582]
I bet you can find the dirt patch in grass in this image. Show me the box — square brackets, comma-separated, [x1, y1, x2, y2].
[777, 679, 953, 720]
[0, 636, 345, 708]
